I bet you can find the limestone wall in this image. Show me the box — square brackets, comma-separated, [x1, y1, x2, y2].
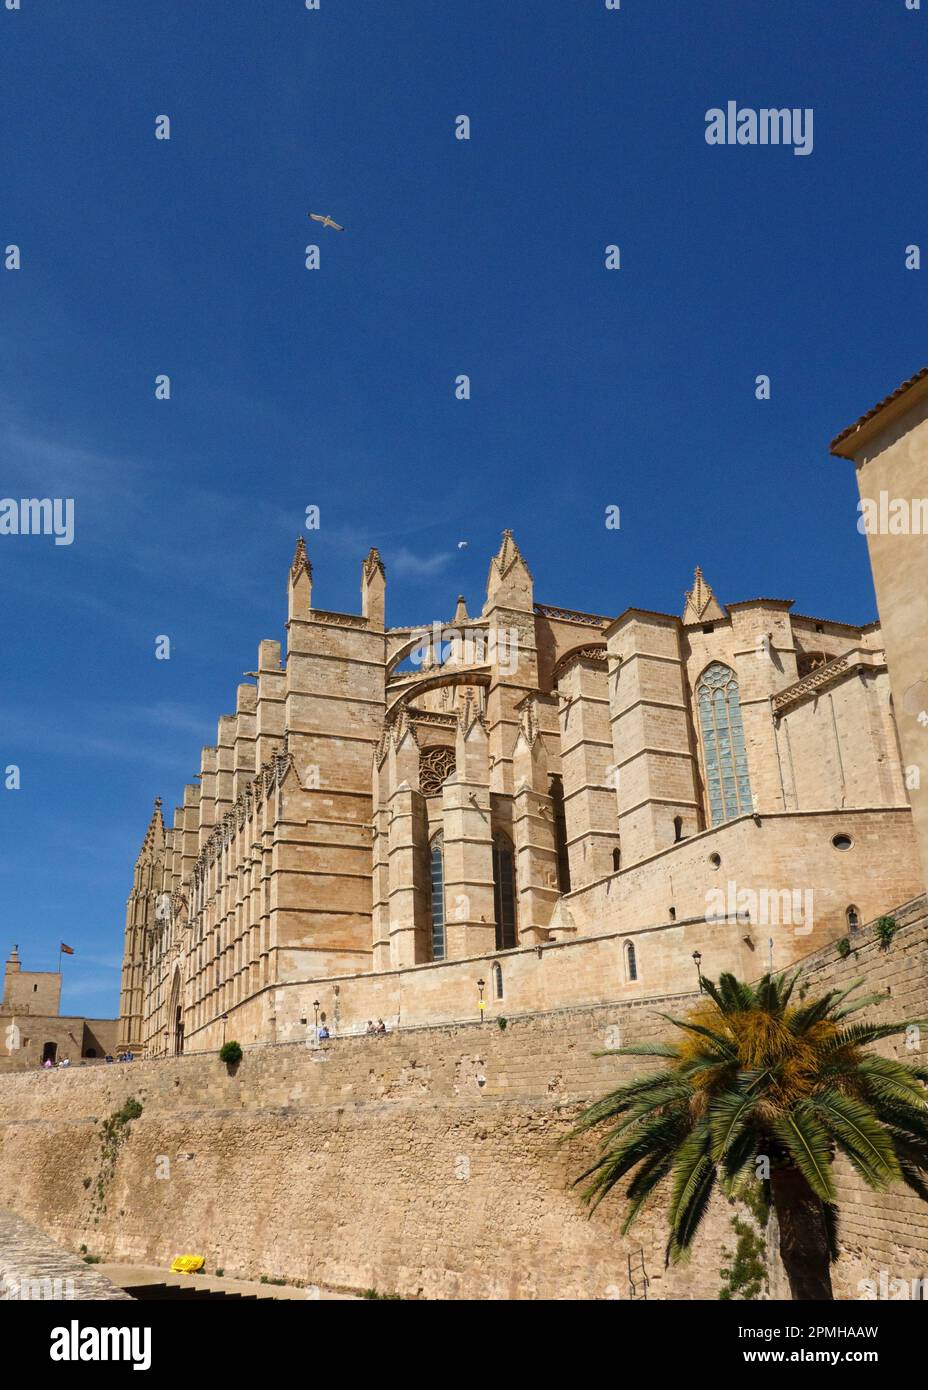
[0, 994, 736, 1300]
[2, 901, 928, 1299]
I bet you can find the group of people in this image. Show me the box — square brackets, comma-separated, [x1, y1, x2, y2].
[42, 1049, 136, 1068]
[314, 1018, 387, 1042]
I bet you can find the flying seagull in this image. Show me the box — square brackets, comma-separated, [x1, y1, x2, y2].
[308, 213, 344, 231]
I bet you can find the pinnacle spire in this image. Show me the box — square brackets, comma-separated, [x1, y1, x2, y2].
[290, 536, 312, 583]
[363, 547, 385, 579]
[495, 528, 531, 578]
[135, 797, 166, 867]
[682, 566, 725, 624]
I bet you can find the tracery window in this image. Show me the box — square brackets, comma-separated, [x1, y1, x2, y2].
[430, 832, 446, 961]
[492, 833, 517, 951]
[420, 746, 456, 795]
[696, 663, 753, 826]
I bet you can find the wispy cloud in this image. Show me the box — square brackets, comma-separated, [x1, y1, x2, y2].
[386, 546, 455, 577]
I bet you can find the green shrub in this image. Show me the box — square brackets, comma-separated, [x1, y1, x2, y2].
[876, 916, 897, 949]
[836, 937, 852, 959]
[115, 1097, 143, 1124]
[497, 1016, 507, 1030]
[219, 1041, 243, 1065]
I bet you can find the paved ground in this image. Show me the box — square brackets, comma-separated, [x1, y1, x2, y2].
[97, 1263, 359, 1300]
[0, 1210, 132, 1300]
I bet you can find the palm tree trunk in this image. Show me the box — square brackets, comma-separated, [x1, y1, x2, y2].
[770, 1166, 834, 1300]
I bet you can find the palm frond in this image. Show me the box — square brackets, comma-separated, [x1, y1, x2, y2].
[771, 1106, 836, 1201]
[857, 1056, 928, 1109]
[669, 1158, 716, 1260]
[777, 968, 803, 1010]
[574, 1111, 687, 1209]
[620, 1148, 677, 1234]
[718, 973, 755, 1012]
[811, 1089, 900, 1188]
[655, 1012, 737, 1060]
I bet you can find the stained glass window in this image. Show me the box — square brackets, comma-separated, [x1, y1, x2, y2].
[430, 833, 446, 961]
[492, 834, 517, 951]
[696, 663, 753, 825]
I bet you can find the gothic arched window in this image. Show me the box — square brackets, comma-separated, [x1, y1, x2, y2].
[429, 832, 446, 961]
[625, 940, 638, 982]
[696, 663, 753, 826]
[492, 833, 517, 951]
[493, 962, 503, 999]
[548, 774, 571, 893]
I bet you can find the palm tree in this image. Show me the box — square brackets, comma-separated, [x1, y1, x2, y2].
[571, 970, 928, 1300]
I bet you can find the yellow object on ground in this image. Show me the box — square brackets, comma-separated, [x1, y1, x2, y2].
[170, 1255, 205, 1274]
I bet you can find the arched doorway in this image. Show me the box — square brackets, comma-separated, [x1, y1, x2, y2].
[42, 1041, 57, 1065]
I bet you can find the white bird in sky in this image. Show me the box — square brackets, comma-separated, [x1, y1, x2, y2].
[308, 213, 344, 231]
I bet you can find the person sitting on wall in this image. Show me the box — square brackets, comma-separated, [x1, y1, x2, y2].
[365, 1020, 376, 1034]
[42, 1058, 53, 1069]
[125, 1050, 134, 1061]
[318, 1024, 330, 1041]
[376, 1019, 387, 1034]
[104, 1055, 114, 1063]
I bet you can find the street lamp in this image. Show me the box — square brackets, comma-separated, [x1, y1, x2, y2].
[692, 950, 703, 993]
[221, 1012, 228, 1046]
[313, 999, 320, 1044]
[477, 978, 486, 1021]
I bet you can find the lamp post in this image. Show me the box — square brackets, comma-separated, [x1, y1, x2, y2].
[313, 999, 320, 1045]
[477, 978, 486, 1022]
[221, 1012, 228, 1047]
[692, 950, 703, 994]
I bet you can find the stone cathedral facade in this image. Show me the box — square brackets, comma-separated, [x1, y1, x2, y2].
[119, 530, 923, 1056]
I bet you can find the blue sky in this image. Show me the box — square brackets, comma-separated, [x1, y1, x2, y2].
[1, 0, 926, 1016]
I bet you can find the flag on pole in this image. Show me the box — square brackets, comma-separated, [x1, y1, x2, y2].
[60, 943, 74, 955]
